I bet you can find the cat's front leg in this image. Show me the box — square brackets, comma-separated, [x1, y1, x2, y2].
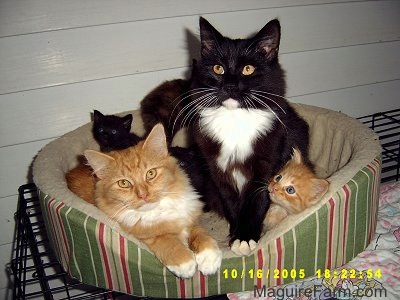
[212, 182, 260, 256]
[264, 204, 288, 230]
[188, 225, 222, 275]
[143, 234, 197, 278]
[229, 183, 270, 256]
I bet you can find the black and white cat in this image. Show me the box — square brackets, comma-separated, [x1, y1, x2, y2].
[185, 17, 311, 255]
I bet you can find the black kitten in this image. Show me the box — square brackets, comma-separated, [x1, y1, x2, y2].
[185, 17, 311, 253]
[92, 110, 141, 152]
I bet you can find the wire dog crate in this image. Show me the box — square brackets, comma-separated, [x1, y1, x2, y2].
[358, 108, 400, 182]
[10, 109, 399, 299]
[11, 183, 136, 300]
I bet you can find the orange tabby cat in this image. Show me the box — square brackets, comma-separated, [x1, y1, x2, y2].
[80, 124, 221, 278]
[264, 148, 329, 230]
[66, 160, 96, 204]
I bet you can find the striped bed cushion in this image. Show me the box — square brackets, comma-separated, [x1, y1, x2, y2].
[38, 156, 381, 298]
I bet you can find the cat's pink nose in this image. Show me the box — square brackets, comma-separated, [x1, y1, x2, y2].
[136, 188, 149, 201]
[138, 192, 149, 201]
[268, 185, 277, 194]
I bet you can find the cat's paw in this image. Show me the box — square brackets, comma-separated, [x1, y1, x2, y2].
[166, 258, 197, 278]
[230, 239, 258, 256]
[195, 248, 222, 276]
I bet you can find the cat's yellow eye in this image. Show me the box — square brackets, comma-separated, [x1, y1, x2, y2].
[146, 168, 157, 181]
[274, 175, 282, 182]
[213, 65, 225, 75]
[286, 186, 296, 194]
[117, 179, 132, 188]
[242, 65, 255, 76]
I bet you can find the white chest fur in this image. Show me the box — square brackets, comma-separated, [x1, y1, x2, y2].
[117, 188, 202, 228]
[200, 104, 275, 191]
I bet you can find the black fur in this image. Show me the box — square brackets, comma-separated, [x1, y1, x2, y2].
[188, 17, 311, 244]
[169, 145, 222, 209]
[92, 110, 142, 152]
[140, 79, 192, 145]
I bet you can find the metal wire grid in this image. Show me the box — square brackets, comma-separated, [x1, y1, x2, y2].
[358, 108, 400, 182]
[11, 183, 133, 300]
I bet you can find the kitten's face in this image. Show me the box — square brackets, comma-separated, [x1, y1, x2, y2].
[268, 150, 329, 214]
[92, 110, 133, 148]
[190, 17, 285, 112]
[169, 147, 198, 172]
[85, 125, 184, 214]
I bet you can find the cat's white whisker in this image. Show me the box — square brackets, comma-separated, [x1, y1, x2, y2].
[243, 96, 257, 110]
[251, 89, 291, 101]
[169, 88, 217, 129]
[250, 90, 291, 111]
[177, 92, 219, 131]
[110, 203, 128, 219]
[173, 98, 199, 129]
[171, 90, 216, 121]
[176, 99, 205, 131]
[184, 95, 220, 128]
[249, 94, 277, 115]
[251, 186, 268, 201]
[253, 180, 268, 186]
[249, 94, 287, 132]
[171, 93, 208, 134]
[250, 90, 286, 114]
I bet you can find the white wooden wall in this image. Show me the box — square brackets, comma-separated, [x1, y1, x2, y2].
[0, 0, 399, 298]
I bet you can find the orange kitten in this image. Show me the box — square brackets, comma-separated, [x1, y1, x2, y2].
[83, 124, 221, 278]
[66, 161, 96, 204]
[265, 148, 329, 230]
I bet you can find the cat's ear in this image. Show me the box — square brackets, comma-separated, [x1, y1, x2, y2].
[291, 148, 303, 164]
[199, 17, 224, 56]
[253, 19, 281, 61]
[122, 114, 133, 130]
[309, 178, 329, 203]
[142, 124, 168, 158]
[84, 149, 115, 179]
[93, 110, 104, 123]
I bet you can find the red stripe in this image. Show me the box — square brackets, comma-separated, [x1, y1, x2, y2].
[99, 223, 113, 290]
[257, 249, 263, 288]
[327, 198, 335, 270]
[341, 186, 350, 264]
[200, 272, 206, 297]
[276, 238, 282, 286]
[55, 202, 70, 259]
[119, 236, 132, 294]
[179, 278, 186, 298]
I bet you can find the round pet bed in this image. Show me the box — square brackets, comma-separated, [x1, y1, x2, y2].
[32, 104, 381, 298]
